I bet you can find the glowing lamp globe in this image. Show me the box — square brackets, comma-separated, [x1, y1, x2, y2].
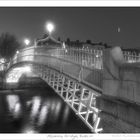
[46, 22, 54, 34]
[24, 39, 30, 46]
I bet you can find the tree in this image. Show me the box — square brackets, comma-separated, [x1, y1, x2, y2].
[0, 32, 20, 61]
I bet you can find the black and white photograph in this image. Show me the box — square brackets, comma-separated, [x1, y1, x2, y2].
[0, 0, 140, 139]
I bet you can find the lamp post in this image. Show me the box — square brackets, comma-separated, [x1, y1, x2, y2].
[16, 50, 19, 54]
[117, 27, 121, 47]
[24, 38, 30, 47]
[46, 22, 55, 36]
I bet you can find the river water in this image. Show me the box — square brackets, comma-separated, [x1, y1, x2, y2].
[0, 79, 90, 133]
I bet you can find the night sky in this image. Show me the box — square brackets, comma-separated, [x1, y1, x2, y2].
[0, 7, 140, 49]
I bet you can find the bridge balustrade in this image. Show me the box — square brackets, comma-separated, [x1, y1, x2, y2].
[8, 46, 140, 73]
[8, 46, 140, 91]
[61, 47, 103, 69]
[9, 46, 103, 92]
[30, 47, 103, 69]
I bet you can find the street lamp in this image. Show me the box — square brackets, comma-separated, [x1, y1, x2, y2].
[117, 27, 121, 47]
[117, 27, 121, 33]
[46, 22, 55, 35]
[24, 38, 30, 46]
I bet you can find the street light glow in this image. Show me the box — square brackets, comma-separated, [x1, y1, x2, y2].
[46, 22, 54, 34]
[6, 66, 32, 83]
[24, 39, 30, 46]
[117, 27, 121, 33]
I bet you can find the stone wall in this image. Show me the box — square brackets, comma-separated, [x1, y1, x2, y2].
[101, 46, 140, 132]
[103, 46, 140, 104]
[96, 97, 140, 132]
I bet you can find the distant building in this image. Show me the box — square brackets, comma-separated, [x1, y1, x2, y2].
[65, 39, 105, 50]
[35, 34, 112, 50]
[122, 48, 140, 55]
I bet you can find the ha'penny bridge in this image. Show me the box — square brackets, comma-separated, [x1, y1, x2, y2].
[3, 37, 140, 133]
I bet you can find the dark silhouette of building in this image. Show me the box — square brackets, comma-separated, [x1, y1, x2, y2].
[65, 39, 105, 50]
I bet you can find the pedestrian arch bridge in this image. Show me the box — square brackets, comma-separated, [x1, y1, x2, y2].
[5, 45, 140, 133]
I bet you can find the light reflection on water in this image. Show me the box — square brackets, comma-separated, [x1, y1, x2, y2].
[6, 95, 21, 119]
[62, 105, 70, 125]
[37, 104, 48, 126]
[30, 96, 41, 120]
[5, 94, 71, 133]
[53, 101, 61, 122]
[22, 125, 37, 134]
[2, 85, 91, 133]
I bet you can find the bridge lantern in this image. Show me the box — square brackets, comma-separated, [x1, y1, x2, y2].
[46, 22, 55, 35]
[24, 39, 30, 46]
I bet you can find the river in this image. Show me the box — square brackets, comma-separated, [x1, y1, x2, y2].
[0, 78, 91, 133]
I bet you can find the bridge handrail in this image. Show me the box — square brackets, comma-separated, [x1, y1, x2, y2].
[14, 46, 140, 68]
[10, 53, 103, 75]
[9, 53, 103, 91]
[6, 45, 140, 73]
[19, 46, 140, 64]
[16, 46, 103, 70]
[8, 47, 103, 91]
[8, 46, 140, 92]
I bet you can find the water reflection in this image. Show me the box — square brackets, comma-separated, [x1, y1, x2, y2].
[6, 95, 22, 119]
[3, 88, 90, 133]
[30, 96, 41, 120]
[5, 94, 72, 133]
[53, 101, 61, 122]
[62, 105, 70, 125]
[23, 96, 49, 133]
[37, 103, 48, 126]
[22, 125, 37, 133]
